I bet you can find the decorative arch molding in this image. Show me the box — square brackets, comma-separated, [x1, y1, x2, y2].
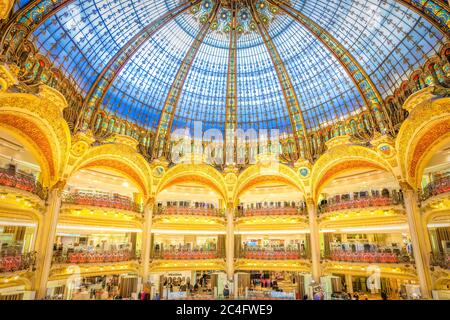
[0, 69, 71, 186]
[423, 208, 450, 226]
[0, 273, 33, 291]
[68, 143, 152, 198]
[156, 164, 228, 201]
[234, 163, 305, 202]
[396, 96, 450, 188]
[310, 144, 395, 201]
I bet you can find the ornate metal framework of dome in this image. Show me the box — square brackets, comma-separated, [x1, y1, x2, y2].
[0, 0, 449, 166]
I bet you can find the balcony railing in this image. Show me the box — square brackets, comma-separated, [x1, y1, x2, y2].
[0, 252, 36, 273]
[0, 168, 47, 200]
[319, 196, 402, 214]
[152, 250, 222, 260]
[430, 253, 450, 269]
[52, 250, 139, 264]
[240, 249, 308, 260]
[237, 207, 307, 217]
[62, 191, 143, 213]
[324, 250, 413, 264]
[155, 207, 224, 217]
[422, 176, 450, 201]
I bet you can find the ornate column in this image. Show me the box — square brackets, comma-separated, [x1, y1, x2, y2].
[345, 274, 353, 294]
[225, 202, 235, 281]
[140, 197, 155, 284]
[306, 197, 321, 282]
[400, 181, 432, 299]
[34, 181, 65, 300]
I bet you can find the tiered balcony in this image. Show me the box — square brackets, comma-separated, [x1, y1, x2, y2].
[422, 176, 450, 201]
[155, 206, 224, 217]
[240, 249, 307, 260]
[52, 250, 138, 265]
[319, 195, 402, 214]
[0, 252, 36, 273]
[0, 168, 47, 199]
[62, 191, 143, 213]
[325, 250, 413, 264]
[152, 249, 222, 260]
[238, 207, 307, 217]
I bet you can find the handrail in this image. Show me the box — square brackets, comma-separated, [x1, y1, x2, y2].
[0, 168, 47, 200]
[237, 207, 307, 217]
[240, 248, 309, 260]
[62, 191, 143, 213]
[422, 176, 450, 201]
[152, 249, 223, 260]
[319, 195, 402, 214]
[52, 250, 139, 264]
[430, 253, 450, 269]
[155, 206, 225, 217]
[323, 250, 413, 264]
[0, 252, 36, 273]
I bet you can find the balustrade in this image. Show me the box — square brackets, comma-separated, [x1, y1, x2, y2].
[430, 253, 450, 269]
[240, 248, 307, 260]
[421, 175, 450, 201]
[155, 206, 224, 217]
[52, 250, 138, 265]
[325, 250, 412, 264]
[152, 250, 221, 260]
[62, 191, 143, 213]
[0, 252, 36, 273]
[0, 168, 47, 200]
[237, 206, 307, 217]
[319, 195, 402, 214]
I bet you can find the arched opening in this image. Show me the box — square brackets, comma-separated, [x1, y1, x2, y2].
[152, 170, 227, 298]
[52, 167, 144, 278]
[0, 128, 44, 273]
[317, 164, 416, 296]
[419, 140, 450, 271]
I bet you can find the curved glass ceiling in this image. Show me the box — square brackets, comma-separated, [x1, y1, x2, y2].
[26, 0, 445, 135]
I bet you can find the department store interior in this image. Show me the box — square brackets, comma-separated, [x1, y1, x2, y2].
[0, 0, 449, 301]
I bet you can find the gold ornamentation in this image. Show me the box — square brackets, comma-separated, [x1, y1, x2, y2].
[0, 0, 13, 20]
[69, 143, 152, 197]
[396, 96, 450, 188]
[310, 144, 393, 201]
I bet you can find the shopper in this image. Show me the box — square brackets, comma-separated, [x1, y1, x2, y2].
[223, 284, 230, 299]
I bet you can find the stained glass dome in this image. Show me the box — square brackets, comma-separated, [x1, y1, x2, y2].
[9, 0, 447, 156]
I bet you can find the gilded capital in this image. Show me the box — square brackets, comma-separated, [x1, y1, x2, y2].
[51, 180, 67, 196]
[398, 180, 415, 193]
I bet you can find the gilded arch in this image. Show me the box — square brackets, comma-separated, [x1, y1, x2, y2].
[396, 96, 450, 188]
[234, 163, 305, 203]
[156, 164, 228, 201]
[68, 143, 152, 198]
[310, 144, 395, 202]
[0, 69, 71, 186]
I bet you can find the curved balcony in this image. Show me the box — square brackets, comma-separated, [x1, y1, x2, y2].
[430, 253, 450, 270]
[237, 207, 307, 217]
[152, 249, 223, 260]
[325, 250, 413, 264]
[240, 249, 308, 260]
[422, 176, 450, 201]
[62, 192, 143, 214]
[0, 252, 36, 273]
[0, 168, 47, 200]
[155, 207, 224, 218]
[52, 250, 139, 265]
[319, 195, 402, 214]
